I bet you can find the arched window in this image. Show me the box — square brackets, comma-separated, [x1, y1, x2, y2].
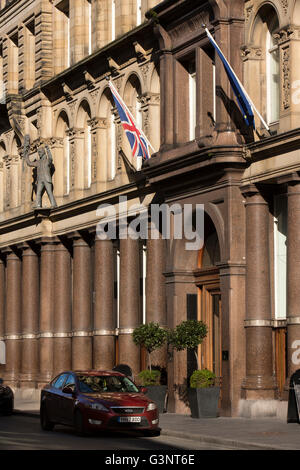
[76, 100, 92, 189]
[56, 111, 70, 196]
[247, 6, 280, 129]
[266, 16, 279, 124]
[0, 141, 5, 212]
[99, 89, 115, 181]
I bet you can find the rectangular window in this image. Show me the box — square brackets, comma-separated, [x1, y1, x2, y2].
[110, 112, 116, 179]
[0, 42, 5, 103]
[24, 20, 35, 89]
[212, 61, 216, 124]
[274, 194, 287, 319]
[88, 0, 92, 54]
[8, 32, 19, 93]
[137, 0, 142, 26]
[189, 64, 196, 141]
[87, 124, 92, 187]
[55, 0, 70, 69]
[111, 0, 116, 41]
[267, 32, 279, 124]
[65, 134, 70, 195]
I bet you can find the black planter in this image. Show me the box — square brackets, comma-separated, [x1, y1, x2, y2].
[188, 387, 220, 418]
[145, 385, 168, 413]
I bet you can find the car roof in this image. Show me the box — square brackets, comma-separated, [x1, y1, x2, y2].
[66, 370, 126, 377]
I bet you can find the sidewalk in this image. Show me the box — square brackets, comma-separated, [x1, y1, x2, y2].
[13, 396, 300, 450]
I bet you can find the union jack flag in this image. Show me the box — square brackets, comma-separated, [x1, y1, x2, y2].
[108, 80, 152, 161]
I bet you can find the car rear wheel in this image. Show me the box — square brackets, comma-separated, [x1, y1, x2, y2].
[3, 401, 13, 416]
[74, 409, 88, 436]
[40, 405, 55, 431]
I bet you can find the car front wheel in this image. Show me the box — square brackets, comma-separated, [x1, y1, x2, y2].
[40, 405, 55, 431]
[74, 409, 88, 436]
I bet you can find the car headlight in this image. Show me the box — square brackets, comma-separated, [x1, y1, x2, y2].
[146, 402, 157, 411]
[89, 403, 109, 412]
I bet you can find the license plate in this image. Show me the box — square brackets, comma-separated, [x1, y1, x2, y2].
[118, 416, 141, 423]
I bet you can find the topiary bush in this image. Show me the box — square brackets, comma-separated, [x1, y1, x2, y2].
[133, 322, 168, 372]
[168, 320, 208, 370]
[190, 369, 216, 388]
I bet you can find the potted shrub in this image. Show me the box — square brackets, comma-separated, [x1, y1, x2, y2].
[133, 322, 168, 413]
[168, 319, 220, 418]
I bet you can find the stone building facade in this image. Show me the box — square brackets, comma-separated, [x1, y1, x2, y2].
[0, 0, 300, 417]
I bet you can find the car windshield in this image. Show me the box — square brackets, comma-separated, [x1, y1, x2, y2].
[77, 375, 139, 394]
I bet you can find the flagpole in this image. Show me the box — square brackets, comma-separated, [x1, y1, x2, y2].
[106, 77, 156, 153]
[203, 24, 271, 134]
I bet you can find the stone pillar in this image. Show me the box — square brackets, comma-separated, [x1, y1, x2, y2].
[242, 186, 277, 399]
[146, 224, 167, 369]
[53, 241, 72, 377]
[93, 237, 116, 369]
[159, 50, 174, 149]
[287, 180, 300, 378]
[0, 255, 5, 374]
[38, 239, 56, 386]
[4, 249, 22, 387]
[20, 244, 39, 388]
[119, 237, 140, 377]
[72, 234, 92, 370]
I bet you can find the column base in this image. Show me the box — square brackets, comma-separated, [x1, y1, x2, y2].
[238, 399, 288, 419]
[19, 374, 38, 389]
[241, 375, 278, 400]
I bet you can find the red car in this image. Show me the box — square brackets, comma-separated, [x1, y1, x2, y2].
[40, 370, 160, 436]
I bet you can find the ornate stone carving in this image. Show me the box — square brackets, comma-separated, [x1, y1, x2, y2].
[280, 0, 288, 15]
[245, 5, 253, 22]
[90, 88, 100, 108]
[282, 47, 290, 109]
[241, 46, 262, 59]
[140, 62, 150, 85]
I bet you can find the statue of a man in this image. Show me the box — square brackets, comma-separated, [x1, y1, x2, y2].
[23, 134, 57, 208]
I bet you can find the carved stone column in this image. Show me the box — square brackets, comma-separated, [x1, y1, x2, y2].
[242, 186, 277, 399]
[4, 249, 22, 387]
[38, 239, 56, 386]
[287, 180, 300, 378]
[72, 234, 92, 370]
[20, 244, 39, 388]
[119, 237, 140, 378]
[93, 237, 116, 369]
[89, 117, 107, 185]
[53, 240, 72, 377]
[68, 127, 85, 191]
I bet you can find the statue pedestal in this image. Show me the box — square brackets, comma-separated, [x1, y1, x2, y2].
[33, 208, 51, 218]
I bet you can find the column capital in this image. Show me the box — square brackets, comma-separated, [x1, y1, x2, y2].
[16, 242, 39, 255]
[1, 246, 21, 260]
[276, 172, 300, 186]
[240, 183, 260, 198]
[70, 231, 92, 247]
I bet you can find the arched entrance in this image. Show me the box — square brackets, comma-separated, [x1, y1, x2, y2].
[194, 213, 223, 398]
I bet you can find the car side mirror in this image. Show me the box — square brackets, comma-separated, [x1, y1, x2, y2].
[62, 385, 75, 395]
[139, 386, 148, 394]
